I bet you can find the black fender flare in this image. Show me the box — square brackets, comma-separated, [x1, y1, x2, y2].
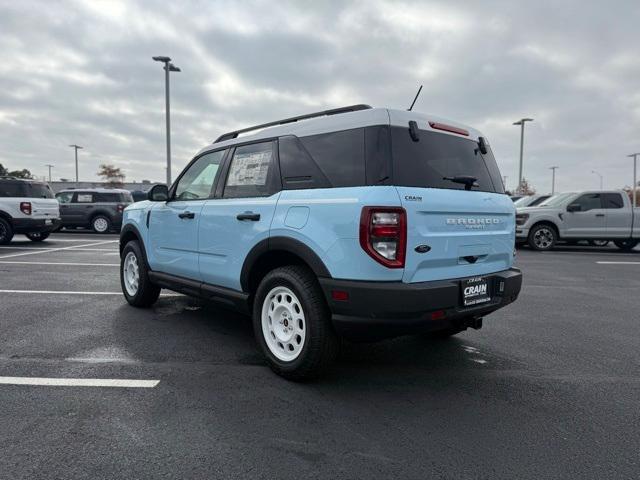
[119, 223, 150, 265]
[240, 236, 331, 292]
[90, 209, 116, 223]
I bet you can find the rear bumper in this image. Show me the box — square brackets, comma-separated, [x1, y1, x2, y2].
[319, 268, 522, 340]
[13, 217, 61, 234]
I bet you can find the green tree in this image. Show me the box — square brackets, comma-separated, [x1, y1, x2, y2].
[97, 164, 126, 187]
[7, 168, 34, 179]
[0, 163, 7, 176]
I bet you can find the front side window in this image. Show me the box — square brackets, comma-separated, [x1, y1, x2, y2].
[175, 150, 226, 201]
[224, 142, 275, 198]
[56, 192, 74, 204]
[573, 193, 601, 211]
[75, 193, 94, 203]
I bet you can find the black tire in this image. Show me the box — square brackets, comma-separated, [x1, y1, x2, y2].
[253, 265, 339, 381]
[528, 223, 557, 251]
[91, 215, 112, 234]
[0, 218, 13, 245]
[613, 239, 639, 251]
[25, 232, 50, 242]
[120, 240, 161, 307]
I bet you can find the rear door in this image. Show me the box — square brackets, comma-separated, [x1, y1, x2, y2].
[148, 150, 225, 280]
[563, 193, 606, 237]
[389, 125, 514, 283]
[199, 140, 280, 291]
[603, 192, 631, 237]
[69, 191, 94, 225]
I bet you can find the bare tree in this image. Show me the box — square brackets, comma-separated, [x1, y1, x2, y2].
[97, 164, 126, 187]
[516, 178, 536, 195]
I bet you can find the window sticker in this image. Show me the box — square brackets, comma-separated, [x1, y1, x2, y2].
[227, 150, 271, 186]
[77, 194, 93, 203]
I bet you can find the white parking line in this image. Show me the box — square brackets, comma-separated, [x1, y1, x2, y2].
[596, 261, 640, 265]
[0, 246, 116, 252]
[0, 240, 117, 259]
[0, 377, 159, 388]
[0, 261, 119, 267]
[0, 289, 181, 296]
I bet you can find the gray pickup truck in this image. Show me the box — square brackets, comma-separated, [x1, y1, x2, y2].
[516, 190, 639, 251]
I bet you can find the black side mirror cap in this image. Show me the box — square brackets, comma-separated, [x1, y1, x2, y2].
[567, 203, 581, 212]
[148, 184, 169, 202]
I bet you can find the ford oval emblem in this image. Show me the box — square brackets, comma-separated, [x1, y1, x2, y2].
[414, 244, 431, 253]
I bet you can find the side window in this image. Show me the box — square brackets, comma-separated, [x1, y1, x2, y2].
[602, 193, 624, 209]
[75, 193, 94, 203]
[278, 136, 330, 190]
[573, 193, 601, 211]
[223, 141, 276, 198]
[56, 192, 74, 204]
[175, 150, 226, 201]
[299, 128, 365, 187]
[0, 182, 25, 197]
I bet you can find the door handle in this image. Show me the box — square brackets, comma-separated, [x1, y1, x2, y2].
[595, 214, 605, 217]
[178, 211, 195, 219]
[237, 212, 260, 221]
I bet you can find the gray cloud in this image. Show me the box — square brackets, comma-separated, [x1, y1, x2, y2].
[0, 0, 639, 192]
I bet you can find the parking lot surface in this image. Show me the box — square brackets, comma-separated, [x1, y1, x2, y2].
[1, 233, 639, 479]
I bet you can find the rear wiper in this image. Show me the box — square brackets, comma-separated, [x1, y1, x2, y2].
[443, 175, 479, 191]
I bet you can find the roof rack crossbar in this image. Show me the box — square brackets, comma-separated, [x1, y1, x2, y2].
[213, 104, 372, 143]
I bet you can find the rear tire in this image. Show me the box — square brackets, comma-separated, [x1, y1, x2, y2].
[0, 218, 14, 245]
[253, 265, 339, 381]
[92, 215, 111, 234]
[528, 224, 557, 251]
[120, 240, 160, 307]
[26, 232, 50, 242]
[613, 239, 639, 251]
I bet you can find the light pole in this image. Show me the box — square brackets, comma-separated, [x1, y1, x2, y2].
[549, 166, 558, 194]
[69, 145, 83, 186]
[513, 118, 533, 193]
[45, 164, 54, 182]
[628, 153, 639, 207]
[152, 56, 181, 186]
[591, 170, 603, 190]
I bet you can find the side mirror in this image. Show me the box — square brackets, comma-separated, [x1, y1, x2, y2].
[148, 184, 169, 202]
[567, 203, 581, 212]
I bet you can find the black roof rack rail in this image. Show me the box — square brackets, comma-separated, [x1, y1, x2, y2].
[214, 104, 372, 143]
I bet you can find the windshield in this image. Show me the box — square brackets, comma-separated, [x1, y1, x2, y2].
[514, 196, 533, 207]
[390, 127, 505, 193]
[538, 193, 575, 207]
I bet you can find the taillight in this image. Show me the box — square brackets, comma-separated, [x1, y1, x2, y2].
[117, 204, 125, 213]
[359, 207, 407, 268]
[20, 202, 32, 215]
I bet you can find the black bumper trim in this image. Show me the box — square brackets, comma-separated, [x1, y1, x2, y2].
[12, 217, 61, 234]
[319, 268, 522, 340]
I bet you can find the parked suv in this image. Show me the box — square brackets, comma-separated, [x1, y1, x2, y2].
[119, 105, 522, 379]
[516, 190, 639, 251]
[0, 177, 60, 244]
[56, 188, 133, 233]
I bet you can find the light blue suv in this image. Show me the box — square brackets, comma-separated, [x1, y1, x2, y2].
[119, 105, 522, 380]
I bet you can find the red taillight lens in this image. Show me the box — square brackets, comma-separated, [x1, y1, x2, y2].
[428, 121, 469, 136]
[117, 204, 124, 213]
[20, 202, 32, 215]
[359, 207, 407, 268]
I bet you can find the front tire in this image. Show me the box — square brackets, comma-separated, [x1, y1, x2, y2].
[26, 232, 50, 242]
[92, 215, 111, 234]
[613, 239, 639, 251]
[253, 265, 339, 381]
[0, 218, 14, 245]
[528, 224, 557, 251]
[120, 240, 160, 307]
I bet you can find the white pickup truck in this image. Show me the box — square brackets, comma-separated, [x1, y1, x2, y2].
[516, 190, 639, 251]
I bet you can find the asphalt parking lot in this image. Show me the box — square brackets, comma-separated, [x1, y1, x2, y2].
[0, 233, 638, 479]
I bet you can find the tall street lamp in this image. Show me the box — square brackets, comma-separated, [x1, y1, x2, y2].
[45, 164, 54, 182]
[591, 170, 603, 190]
[549, 166, 558, 194]
[513, 118, 533, 193]
[152, 56, 181, 186]
[628, 153, 639, 207]
[69, 144, 83, 185]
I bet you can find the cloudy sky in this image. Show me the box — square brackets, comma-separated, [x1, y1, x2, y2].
[1, 0, 639, 192]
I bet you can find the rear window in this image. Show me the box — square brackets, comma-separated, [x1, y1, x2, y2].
[390, 126, 505, 193]
[26, 183, 54, 199]
[0, 182, 25, 197]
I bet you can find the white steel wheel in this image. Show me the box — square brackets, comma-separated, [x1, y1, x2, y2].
[123, 251, 140, 297]
[261, 286, 306, 362]
[93, 217, 109, 233]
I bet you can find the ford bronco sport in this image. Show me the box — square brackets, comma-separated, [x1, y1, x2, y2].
[119, 105, 522, 380]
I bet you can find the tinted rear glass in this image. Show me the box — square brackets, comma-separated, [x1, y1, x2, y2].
[26, 183, 54, 198]
[0, 182, 25, 197]
[602, 193, 624, 209]
[299, 128, 365, 188]
[390, 126, 504, 193]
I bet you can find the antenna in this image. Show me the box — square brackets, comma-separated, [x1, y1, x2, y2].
[408, 85, 423, 111]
